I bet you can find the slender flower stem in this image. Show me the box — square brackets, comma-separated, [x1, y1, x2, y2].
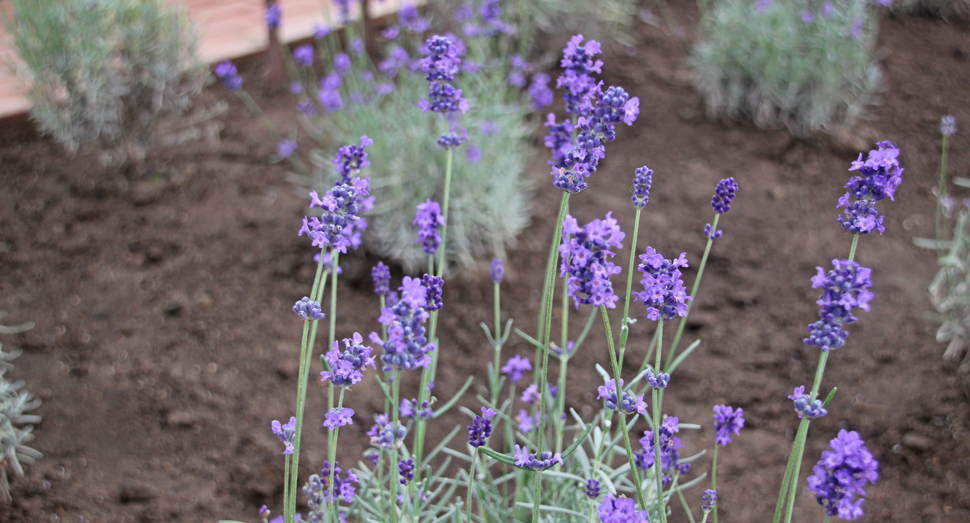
[602, 306, 648, 510]
[711, 445, 719, 523]
[465, 450, 478, 523]
[491, 281, 502, 406]
[674, 477, 697, 523]
[848, 234, 859, 263]
[390, 371, 402, 523]
[653, 321, 667, 523]
[556, 276, 569, 454]
[287, 255, 329, 523]
[666, 213, 719, 370]
[329, 252, 340, 352]
[619, 207, 643, 369]
[283, 454, 291, 523]
[327, 389, 346, 523]
[936, 134, 951, 260]
[436, 148, 454, 279]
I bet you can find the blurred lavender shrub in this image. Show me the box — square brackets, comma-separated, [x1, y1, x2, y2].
[0, 315, 40, 503]
[9, 0, 207, 165]
[929, 192, 970, 371]
[690, 0, 885, 137]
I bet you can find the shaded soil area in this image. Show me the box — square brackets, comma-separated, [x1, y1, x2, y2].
[2, 7, 970, 523]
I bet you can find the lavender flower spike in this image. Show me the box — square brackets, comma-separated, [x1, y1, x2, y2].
[941, 115, 957, 137]
[712, 405, 744, 446]
[490, 258, 504, 283]
[293, 297, 325, 320]
[804, 259, 873, 351]
[806, 430, 879, 520]
[323, 407, 355, 430]
[501, 354, 531, 385]
[559, 213, 625, 308]
[635, 248, 691, 321]
[468, 406, 495, 447]
[513, 445, 563, 470]
[597, 494, 650, 523]
[632, 166, 652, 208]
[838, 141, 904, 235]
[265, 2, 281, 29]
[320, 332, 376, 388]
[214, 61, 242, 92]
[418, 35, 469, 114]
[271, 416, 296, 454]
[702, 490, 717, 513]
[372, 262, 391, 296]
[414, 199, 446, 254]
[711, 177, 739, 214]
[789, 386, 828, 419]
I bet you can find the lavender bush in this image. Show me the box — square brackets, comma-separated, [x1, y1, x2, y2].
[690, 0, 887, 137]
[0, 313, 41, 503]
[8, 0, 207, 166]
[213, 24, 906, 523]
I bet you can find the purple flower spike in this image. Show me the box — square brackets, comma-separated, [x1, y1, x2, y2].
[806, 430, 878, 520]
[558, 34, 603, 116]
[305, 461, 359, 506]
[277, 139, 296, 159]
[293, 45, 314, 67]
[437, 128, 468, 149]
[414, 200, 446, 254]
[271, 416, 296, 454]
[645, 369, 670, 389]
[702, 490, 717, 513]
[711, 177, 739, 214]
[265, 2, 281, 29]
[635, 248, 691, 321]
[398, 458, 414, 485]
[320, 332, 376, 388]
[214, 61, 242, 92]
[530, 74, 554, 110]
[632, 166, 652, 208]
[585, 479, 601, 499]
[323, 407, 355, 430]
[369, 278, 435, 371]
[704, 223, 723, 240]
[293, 297, 325, 320]
[333, 135, 374, 182]
[712, 405, 744, 446]
[468, 406, 495, 447]
[513, 445, 563, 470]
[372, 262, 391, 296]
[941, 115, 957, 137]
[597, 494, 650, 523]
[490, 258, 504, 283]
[299, 175, 372, 254]
[501, 355, 531, 385]
[597, 378, 648, 415]
[789, 386, 828, 419]
[559, 213, 625, 308]
[418, 35, 469, 114]
[838, 142, 903, 235]
[804, 259, 873, 351]
[422, 274, 444, 311]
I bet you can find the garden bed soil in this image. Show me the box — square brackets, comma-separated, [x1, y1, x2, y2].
[1, 6, 970, 523]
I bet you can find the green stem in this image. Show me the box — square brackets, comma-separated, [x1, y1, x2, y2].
[619, 207, 643, 370]
[327, 389, 346, 522]
[390, 371, 401, 523]
[780, 352, 829, 523]
[283, 454, 291, 523]
[436, 148, 454, 279]
[674, 478, 697, 523]
[602, 306, 648, 510]
[666, 213, 719, 370]
[492, 281, 502, 406]
[936, 135, 951, 260]
[328, 252, 340, 355]
[711, 445, 719, 523]
[848, 234, 859, 263]
[556, 276, 569, 454]
[465, 450, 478, 523]
[653, 321, 666, 523]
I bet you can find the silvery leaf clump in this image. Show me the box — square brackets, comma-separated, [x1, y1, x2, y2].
[9, 0, 207, 165]
[0, 318, 41, 502]
[929, 202, 970, 372]
[690, 0, 884, 137]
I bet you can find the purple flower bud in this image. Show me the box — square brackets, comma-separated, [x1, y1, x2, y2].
[632, 166, 652, 208]
[293, 297, 325, 320]
[271, 416, 296, 454]
[712, 405, 744, 446]
[294, 45, 314, 67]
[806, 430, 879, 519]
[711, 177, 739, 214]
[265, 3, 281, 29]
[490, 258, 504, 283]
[372, 262, 391, 296]
[941, 115, 957, 137]
[277, 139, 297, 159]
[702, 490, 717, 513]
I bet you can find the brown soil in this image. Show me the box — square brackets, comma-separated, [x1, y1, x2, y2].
[1, 7, 969, 523]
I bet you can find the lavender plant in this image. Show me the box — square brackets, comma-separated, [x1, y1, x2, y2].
[894, 0, 970, 17]
[8, 0, 207, 166]
[690, 0, 886, 137]
[0, 315, 41, 503]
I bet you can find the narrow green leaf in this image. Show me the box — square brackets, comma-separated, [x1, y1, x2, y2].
[667, 339, 702, 373]
[432, 376, 474, 418]
[479, 446, 517, 466]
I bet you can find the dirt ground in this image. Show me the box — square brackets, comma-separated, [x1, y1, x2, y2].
[1, 6, 969, 523]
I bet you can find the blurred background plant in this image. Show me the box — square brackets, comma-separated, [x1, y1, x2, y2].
[690, 0, 886, 137]
[0, 310, 40, 504]
[7, 0, 208, 170]
[894, 0, 970, 18]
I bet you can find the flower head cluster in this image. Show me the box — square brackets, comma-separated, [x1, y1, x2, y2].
[635, 248, 691, 321]
[585, 479, 601, 499]
[838, 142, 904, 235]
[370, 277, 435, 371]
[277, 139, 297, 159]
[299, 176, 372, 254]
[529, 74, 553, 110]
[632, 166, 652, 208]
[271, 416, 296, 454]
[398, 3, 430, 33]
[713, 405, 744, 446]
[479, 0, 511, 36]
[293, 297, 325, 321]
[304, 461, 358, 510]
[334, 135, 373, 183]
[941, 115, 957, 137]
[418, 36, 469, 114]
[597, 378, 648, 415]
[704, 223, 723, 240]
[320, 333, 376, 388]
[265, 2, 281, 29]
[214, 61, 242, 91]
[437, 128, 468, 149]
[372, 262, 391, 296]
[421, 274, 444, 311]
[789, 386, 828, 419]
[398, 458, 414, 485]
[702, 490, 717, 513]
[804, 259, 874, 351]
[319, 73, 343, 112]
[711, 177, 738, 214]
[559, 213, 625, 308]
[324, 407, 354, 430]
[635, 424, 689, 487]
[368, 414, 408, 449]
[513, 445, 562, 470]
[806, 430, 879, 520]
[520, 384, 540, 405]
[501, 355, 531, 385]
[468, 406, 496, 447]
[414, 200, 446, 254]
[400, 398, 433, 420]
[515, 409, 541, 433]
[544, 114, 573, 167]
[490, 258, 504, 283]
[379, 45, 410, 78]
[558, 35, 604, 116]
[597, 494, 650, 523]
[645, 369, 670, 389]
[294, 45, 314, 67]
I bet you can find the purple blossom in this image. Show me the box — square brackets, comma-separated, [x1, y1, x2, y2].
[702, 490, 717, 513]
[490, 258, 504, 284]
[290, 82, 302, 94]
[635, 424, 690, 483]
[368, 414, 408, 448]
[369, 279, 435, 371]
[838, 142, 903, 235]
[334, 135, 374, 182]
[645, 369, 669, 389]
[635, 248, 691, 321]
[801, 10, 815, 23]
[513, 445, 562, 470]
[277, 139, 297, 159]
[334, 0, 354, 22]
[632, 166, 652, 208]
[265, 2, 281, 29]
[414, 200, 446, 254]
[559, 213, 625, 308]
[804, 259, 874, 351]
[334, 53, 352, 75]
[597, 378, 648, 415]
[597, 493, 650, 523]
[399, 3, 429, 33]
[259, 505, 270, 520]
[585, 479, 601, 499]
[466, 144, 481, 163]
[712, 405, 744, 446]
[806, 430, 879, 520]
[324, 407, 355, 430]
[214, 61, 242, 91]
[294, 45, 314, 67]
[516, 409, 539, 433]
[557, 34, 603, 116]
[756, 0, 772, 12]
[298, 175, 372, 254]
[297, 98, 315, 117]
[400, 398, 433, 420]
[479, 0, 511, 36]
[501, 355, 531, 385]
[437, 128, 468, 149]
[384, 26, 400, 40]
[399, 458, 414, 484]
[319, 73, 344, 112]
[480, 120, 500, 135]
[271, 416, 296, 454]
[418, 36, 469, 114]
[789, 386, 828, 419]
[711, 177, 739, 214]
[704, 223, 723, 240]
[351, 37, 364, 57]
[304, 461, 358, 506]
[372, 262, 391, 296]
[293, 297, 325, 320]
[941, 115, 957, 137]
[529, 73, 554, 109]
[544, 114, 574, 168]
[379, 46, 410, 78]
[422, 274, 444, 311]
[820, 2, 835, 18]
[520, 383, 540, 405]
[468, 406, 496, 447]
[320, 332, 376, 388]
[314, 23, 330, 39]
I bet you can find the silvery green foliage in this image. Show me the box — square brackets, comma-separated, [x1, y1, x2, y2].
[690, 0, 883, 137]
[503, 0, 637, 46]
[894, 0, 970, 17]
[929, 203, 970, 371]
[10, 0, 207, 162]
[0, 318, 41, 500]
